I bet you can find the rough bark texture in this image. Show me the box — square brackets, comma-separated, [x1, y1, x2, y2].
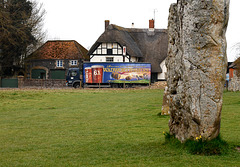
[166, 0, 229, 142]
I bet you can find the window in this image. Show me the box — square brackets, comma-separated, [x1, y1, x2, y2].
[93, 43, 123, 55]
[113, 43, 117, 48]
[70, 60, 78, 66]
[106, 57, 114, 62]
[102, 48, 107, 54]
[118, 45, 123, 54]
[107, 49, 112, 55]
[97, 49, 102, 54]
[57, 60, 63, 67]
[97, 45, 102, 54]
[107, 43, 113, 49]
[69, 70, 78, 77]
[118, 49, 122, 55]
[102, 43, 107, 48]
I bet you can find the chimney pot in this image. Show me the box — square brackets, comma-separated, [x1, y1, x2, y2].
[149, 19, 154, 29]
[105, 20, 110, 30]
[131, 23, 135, 28]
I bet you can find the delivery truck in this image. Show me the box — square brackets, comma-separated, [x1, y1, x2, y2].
[66, 62, 151, 88]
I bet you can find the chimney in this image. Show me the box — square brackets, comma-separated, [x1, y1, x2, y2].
[131, 23, 135, 28]
[149, 19, 155, 29]
[105, 20, 110, 30]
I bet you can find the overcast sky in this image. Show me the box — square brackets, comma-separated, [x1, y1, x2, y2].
[37, 0, 240, 62]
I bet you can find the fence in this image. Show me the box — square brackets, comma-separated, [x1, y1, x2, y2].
[0, 78, 18, 88]
[17, 76, 66, 88]
[0, 76, 66, 88]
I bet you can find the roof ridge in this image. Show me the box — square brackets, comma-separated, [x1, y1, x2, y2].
[110, 24, 167, 32]
[46, 40, 76, 42]
[73, 41, 89, 60]
[27, 40, 89, 60]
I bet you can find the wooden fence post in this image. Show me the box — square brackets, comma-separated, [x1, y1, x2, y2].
[17, 76, 24, 89]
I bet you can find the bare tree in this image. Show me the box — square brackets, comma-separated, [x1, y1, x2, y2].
[231, 43, 240, 77]
[231, 43, 240, 60]
[0, 0, 46, 76]
[24, 1, 46, 55]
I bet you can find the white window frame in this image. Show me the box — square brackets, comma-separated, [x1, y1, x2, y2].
[70, 60, 78, 66]
[57, 60, 63, 67]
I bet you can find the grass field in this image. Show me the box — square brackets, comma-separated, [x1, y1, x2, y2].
[0, 88, 239, 166]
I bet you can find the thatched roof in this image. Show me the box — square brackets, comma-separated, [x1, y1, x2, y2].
[88, 24, 168, 73]
[229, 57, 240, 69]
[28, 40, 89, 60]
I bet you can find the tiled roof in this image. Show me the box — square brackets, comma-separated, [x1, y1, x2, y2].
[29, 40, 89, 60]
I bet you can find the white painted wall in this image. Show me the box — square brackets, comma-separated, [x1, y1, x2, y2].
[90, 55, 130, 62]
[90, 56, 104, 62]
[130, 57, 138, 62]
[158, 59, 167, 80]
[90, 42, 141, 63]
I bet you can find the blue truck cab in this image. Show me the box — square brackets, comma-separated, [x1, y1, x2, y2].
[66, 68, 81, 88]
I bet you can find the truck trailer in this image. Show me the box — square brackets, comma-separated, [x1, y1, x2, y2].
[66, 62, 151, 88]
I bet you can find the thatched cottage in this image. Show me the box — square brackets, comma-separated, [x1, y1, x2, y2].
[88, 20, 168, 82]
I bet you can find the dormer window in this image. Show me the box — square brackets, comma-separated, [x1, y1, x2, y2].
[93, 43, 122, 55]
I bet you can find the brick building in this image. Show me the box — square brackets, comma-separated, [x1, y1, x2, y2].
[25, 40, 89, 79]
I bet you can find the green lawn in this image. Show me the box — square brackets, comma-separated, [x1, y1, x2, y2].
[0, 88, 239, 166]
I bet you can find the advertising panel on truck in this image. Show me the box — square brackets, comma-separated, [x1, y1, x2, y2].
[83, 63, 151, 84]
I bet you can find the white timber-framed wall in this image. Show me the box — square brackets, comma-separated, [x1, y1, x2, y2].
[90, 42, 138, 63]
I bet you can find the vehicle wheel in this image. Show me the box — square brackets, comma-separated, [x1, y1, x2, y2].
[124, 84, 131, 88]
[74, 83, 80, 88]
[112, 84, 118, 88]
